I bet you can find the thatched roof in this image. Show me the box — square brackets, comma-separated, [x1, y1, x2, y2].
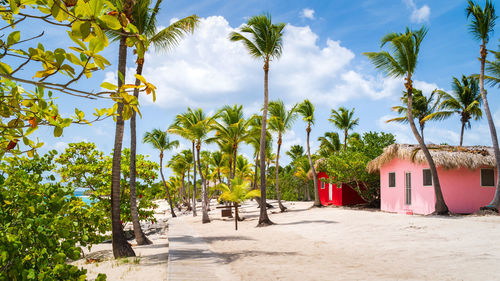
[366, 144, 495, 173]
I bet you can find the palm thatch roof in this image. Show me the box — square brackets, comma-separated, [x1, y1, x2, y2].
[307, 158, 325, 180]
[366, 144, 495, 173]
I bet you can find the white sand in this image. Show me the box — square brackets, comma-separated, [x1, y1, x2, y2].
[183, 200, 500, 281]
[74, 199, 500, 280]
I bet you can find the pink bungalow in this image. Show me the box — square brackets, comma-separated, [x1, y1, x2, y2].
[367, 144, 497, 215]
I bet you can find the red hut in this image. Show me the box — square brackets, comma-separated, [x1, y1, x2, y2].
[317, 172, 366, 206]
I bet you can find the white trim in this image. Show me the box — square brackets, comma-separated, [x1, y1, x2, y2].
[480, 168, 495, 187]
[388, 171, 396, 188]
[422, 168, 433, 187]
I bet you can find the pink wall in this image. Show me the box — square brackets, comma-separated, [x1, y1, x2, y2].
[380, 158, 496, 215]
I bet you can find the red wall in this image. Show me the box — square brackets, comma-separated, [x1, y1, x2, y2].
[317, 172, 366, 206]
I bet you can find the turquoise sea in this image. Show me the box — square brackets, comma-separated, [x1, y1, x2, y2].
[74, 189, 93, 205]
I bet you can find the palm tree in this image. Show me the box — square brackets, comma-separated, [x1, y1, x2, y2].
[230, 14, 285, 226]
[297, 99, 321, 207]
[485, 40, 500, 86]
[467, 0, 500, 210]
[110, 0, 136, 258]
[174, 108, 214, 223]
[364, 26, 449, 214]
[235, 155, 253, 181]
[169, 111, 198, 217]
[329, 107, 359, 151]
[168, 153, 190, 208]
[125, 0, 198, 246]
[143, 129, 179, 217]
[209, 151, 225, 185]
[426, 76, 482, 146]
[286, 145, 304, 164]
[268, 100, 298, 212]
[208, 105, 252, 180]
[317, 132, 341, 158]
[217, 177, 261, 230]
[386, 89, 443, 141]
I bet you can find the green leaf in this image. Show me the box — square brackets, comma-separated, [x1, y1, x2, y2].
[0, 62, 12, 74]
[99, 15, 121, 30]
[80, 21, 91, 40]
[7, 31, 20, 46]
[54, 126, 63, 137]
[9, 0, 19, 14]
[101, 82, 117, 90]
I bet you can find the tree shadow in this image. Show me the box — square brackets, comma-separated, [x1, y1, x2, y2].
[278, 220, 338, 226]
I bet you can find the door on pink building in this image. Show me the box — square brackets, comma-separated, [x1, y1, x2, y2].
[405, 172, 412, 205]
[328, 184, 333, 201]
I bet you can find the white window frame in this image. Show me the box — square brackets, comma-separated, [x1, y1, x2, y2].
[480, 168, 495, 187]
[422, 169, 433, 187]
[388, 172, 396, 188]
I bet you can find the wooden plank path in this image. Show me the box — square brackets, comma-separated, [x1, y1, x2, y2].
[166, 217, 237, 281]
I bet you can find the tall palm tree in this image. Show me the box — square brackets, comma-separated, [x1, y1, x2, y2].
[297, 99, 321, 207]
[143, 129, 179, 217]
[426, 76, 482, 146]
[168, 153, 189, 207]
[364, 26, 449, 214]
[208, 105, 252, 180]
[329, 107, 359, 151]
[235, 155, 253, 181]
[209, 151, 225, 185]
[110, 0, 136, 258]
[317, 132, 341, 158]
[467, 0, 500, 210]
[485, 40, 500, 86]
[126, 0, 198, 246]
[268, 100, 298, 212]
[230, 14, 285, 226]
[169, 111, 198, 216]
[386, 89, 443, 141]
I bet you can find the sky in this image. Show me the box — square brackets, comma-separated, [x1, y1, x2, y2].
[18, 0, 500, 172]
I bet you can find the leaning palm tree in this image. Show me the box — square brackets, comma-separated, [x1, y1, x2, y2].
[125, 0, 198, 245]
[317, 132, 341, 158]
[268, 100, 298, 212]
[297, 99, 321, 207]
[329, 107, 359, 151]
[143, 129, 179, 217]
[230, 14, 285, 226]
[467, 0, 500, 210]
[364, 26, 449, 214]
[386, 89, 443, 141]
[426, 76, 482, 146]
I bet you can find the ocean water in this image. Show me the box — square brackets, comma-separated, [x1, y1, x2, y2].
[74, 189, 93, 205]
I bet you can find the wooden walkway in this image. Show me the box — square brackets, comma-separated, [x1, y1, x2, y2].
[166, 217, 236, 281]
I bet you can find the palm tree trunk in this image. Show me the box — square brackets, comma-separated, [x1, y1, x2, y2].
[479, 43, 500, 210]
[231, 145, 237, 180]
[191, 141, 197, 216]
[420, 124, 425, 143]
[159, 154, 176, 217]
[196, 143, 210, 223]
[307, 125, 321, 207]
[275, 135, 286, 212]
[406, 76, 448, 214]
[344, 129, 347, 151]
[460, 121, 466, 147]
[186, 167, 192, 211]
[111, 34, 135, 258]
[258, 58, 273, 226]
[129, 62, 151, 245]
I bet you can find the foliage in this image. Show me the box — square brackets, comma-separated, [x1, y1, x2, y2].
[0, 151, 106, 280]
[324, 132, 395, 204]
[217, 177, 260, 204]
[56, 142, 158, 226]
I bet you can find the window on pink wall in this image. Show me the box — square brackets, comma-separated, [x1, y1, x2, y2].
[423, 169, 432, 186]
[320, 180, 326, 189]
[388, 172, 396, 187]
[481, 168, 495, 187]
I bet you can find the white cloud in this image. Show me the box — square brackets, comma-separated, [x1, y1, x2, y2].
[300, 8, 315, 20]
[103, 16, 411, 115]
[403, 0, 430, 23]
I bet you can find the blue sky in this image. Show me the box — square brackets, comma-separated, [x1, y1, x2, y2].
[23, 0, 500, 171]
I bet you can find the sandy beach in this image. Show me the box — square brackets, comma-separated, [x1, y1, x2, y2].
[74, 199, 500, 280]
